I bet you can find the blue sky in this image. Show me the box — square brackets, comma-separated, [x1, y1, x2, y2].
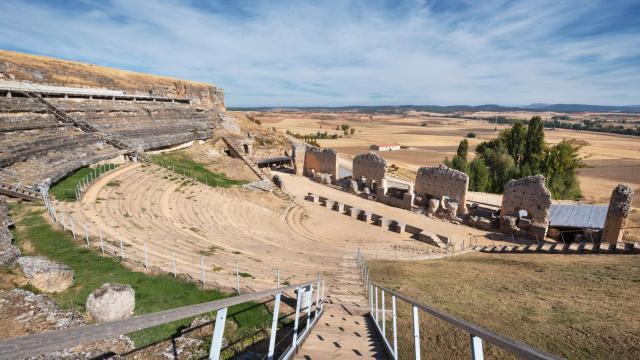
[1, 0, 639, 107]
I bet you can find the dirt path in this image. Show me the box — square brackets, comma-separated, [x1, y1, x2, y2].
[296, 253, 387, 359]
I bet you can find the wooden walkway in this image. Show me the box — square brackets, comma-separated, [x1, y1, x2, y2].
[296, 254, 388, 359]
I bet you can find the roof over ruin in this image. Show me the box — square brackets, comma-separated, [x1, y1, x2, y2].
[549, 204, 608, 229]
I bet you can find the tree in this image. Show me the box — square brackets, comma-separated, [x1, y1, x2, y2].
[541, 140, 584, 199]
[350, 128, 355, 135]
[448, 139, 469, 173]
[468, 157, 490, 192]
[504, 121, 527, 166]
[524, 116, 545, 173]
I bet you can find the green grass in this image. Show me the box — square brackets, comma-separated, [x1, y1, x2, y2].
[10, 204, 271, 347]
[151, 152, 247, 188]
[50, 164, 119, 201]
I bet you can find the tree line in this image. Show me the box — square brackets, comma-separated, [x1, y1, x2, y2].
[444, 116, 584, 200]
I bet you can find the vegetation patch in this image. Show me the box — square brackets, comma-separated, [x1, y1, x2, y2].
[9, 204, 270, 348]
[50, 164, 119, 201]
[150, 152, 247, 188]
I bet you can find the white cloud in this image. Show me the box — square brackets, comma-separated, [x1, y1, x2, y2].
[0, 0, 638, 106]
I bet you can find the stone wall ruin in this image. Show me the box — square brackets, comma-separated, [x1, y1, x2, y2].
[602, 184, 634, 244]
[500, 175, 551, 239]
[352, 152, 386, 189]
[303, 147, 338, 183]
[290, 143, 306, 176]
[414, 164, 468, 216]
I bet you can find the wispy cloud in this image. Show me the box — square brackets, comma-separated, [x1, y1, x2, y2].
[0, 0, 638, 106]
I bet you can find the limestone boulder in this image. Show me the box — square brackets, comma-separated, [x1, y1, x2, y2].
[426, 199, 439, 217]
[443, 201, 459, 221]
[17, 256, 74, 293]
[86, 283, 135, 322]
[0, 243, 21, 267]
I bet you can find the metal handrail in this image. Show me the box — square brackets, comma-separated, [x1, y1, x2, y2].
[356, 250, 560, 360]
[0, 279, 325, 360]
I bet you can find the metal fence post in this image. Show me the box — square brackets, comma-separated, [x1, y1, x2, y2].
[276, 268, 280, 288]
[235, 263, 240, 293]
[172, 251, 177, 277]
[306, 284, 314, 329]
[470, 335, 484, 360]
[201, 256, 206, 286]
[70, 219, 76, 239]
[99, 231, 104, 253]
[292, 287, 302, 347]
[375, 286, 379, 323]
[315, 278, 321, 318]
[144, 242, 149, 269]
[413, 305, 421, 360]
[320, 279, 325, 310]
[209, 307, 228, 360]
[369, 284, 374, 317]
[267, 292, 282, 360]
[392, 295, 398, 359]
[120, 238, 125, 260]
[382, 290, 386, 337]
[83, 224, 89, 246]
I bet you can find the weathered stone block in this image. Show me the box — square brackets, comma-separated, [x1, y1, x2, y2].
[87, 283, 135, 322]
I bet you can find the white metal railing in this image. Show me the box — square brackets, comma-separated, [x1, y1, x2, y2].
[0, 276, 324, 360]
[356, 249, 560, 360]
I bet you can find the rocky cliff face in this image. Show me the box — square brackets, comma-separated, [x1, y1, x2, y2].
[0, 50, 225, 110]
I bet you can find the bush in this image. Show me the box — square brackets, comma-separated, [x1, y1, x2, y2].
[467, 132, 477, 138]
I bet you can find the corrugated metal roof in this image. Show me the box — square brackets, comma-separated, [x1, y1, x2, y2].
[549, 204, 608, 229]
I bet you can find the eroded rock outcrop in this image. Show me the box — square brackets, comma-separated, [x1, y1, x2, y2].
[17, 256, 74, 293]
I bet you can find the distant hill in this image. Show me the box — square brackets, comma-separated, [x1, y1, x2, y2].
[230, 103, 640, 114]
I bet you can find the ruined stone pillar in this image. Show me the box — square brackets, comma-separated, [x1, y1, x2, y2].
[602, 184, 634, 244]
[291, 143, 306, 176]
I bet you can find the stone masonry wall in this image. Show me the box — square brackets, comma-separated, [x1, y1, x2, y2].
[500, 175, 552, 238]
[602, 184, 634, 243]
[414, 164, 468, 215]
[352, 152, 386, 187]
[303, 147, 338, 182]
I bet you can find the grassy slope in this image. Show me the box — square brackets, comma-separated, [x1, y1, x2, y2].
[370, 253, 640, 360]
[50, 164, 118, 202]
[151, 152, 247, 187]
[10, 204, 270, 347]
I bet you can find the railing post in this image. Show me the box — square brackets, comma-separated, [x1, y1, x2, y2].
[315, 278, 321, 318]
[321, 279, 325, 310]
[382, 290, 386, 337]
[375, 286, 379, 324]
[70, 219, 76, 239]
[392, 295, 398, 359]
[99, 231, 104, 253]
[267, 292, 281, 360]
[369, 283, 374, 317]
[470, 335, 484, 360]
[120, 238, 125, 260]
[292, 287, 302, 347]
[413, 305, 421, 360]
[209, 307, 228, 360]
[306, 284, 314, 329]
